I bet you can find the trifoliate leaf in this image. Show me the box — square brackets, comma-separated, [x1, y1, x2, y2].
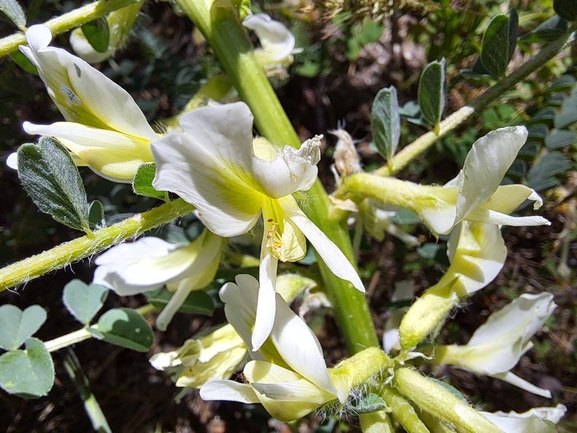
[17, 137, 91, 233]
[372, 86, 401, 161]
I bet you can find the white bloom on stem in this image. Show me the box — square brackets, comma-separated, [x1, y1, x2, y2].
[242, 13, 296, 65]
[399, 221, 508, 349]
[481, 404, 567, 433]
[151, 101, 364, 350]
[200, 275, 346, 422]
[150, 324, 247, 388]
[93, 231, 225, 330]
[347, 127, 549, 237]
[433, 292, 557, 397]
[20, 25, 157, 182]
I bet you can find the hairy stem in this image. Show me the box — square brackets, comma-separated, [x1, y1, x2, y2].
[175, 0, 379, 352]
[0, 0, 138, 58]
[0, 199, 195, 291]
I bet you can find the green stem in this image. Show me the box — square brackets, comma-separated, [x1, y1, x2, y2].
[0, 0, 138, 58]
[175, 0, 378, 352]
[378, 386, 430, 433]
[371, 31, 572, 178]
[0, 199, 195, 291]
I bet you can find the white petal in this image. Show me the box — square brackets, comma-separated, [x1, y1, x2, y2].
[252, 252, 278, 351]
[152, 131, 263, 237]
[491, 371, 552, 398]
[269, 282, 336, 395]
[251, 136, 321, 198]
[468, 292, 556, 347]
[481, 405, 566, 433]
[282, 198, 365, 292]
[455, 126, 527, 224]
[200, 380, 259, 403]
[22, 26, 157, 140]
[242, 13, 295, 61]
[6, 152, 18, 170]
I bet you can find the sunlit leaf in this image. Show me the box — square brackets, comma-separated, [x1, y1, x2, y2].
[0, 305, 46, 351]
[81, 17, 110, 53]
[0, 0, 26, 30]
[372, 86, 401, 161]
[89, 308, 153, 352]
[63, 280, 109, 325]
[0, 338, 55, 398]
[133, 163, 167, 200]
[418, 58, 446, 132]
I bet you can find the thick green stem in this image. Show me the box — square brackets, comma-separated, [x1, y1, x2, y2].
[378, 386, 430, 433]
[0, 199, 195, 291]
[0, 0, 138, 58]
[175, 0, 378, 352]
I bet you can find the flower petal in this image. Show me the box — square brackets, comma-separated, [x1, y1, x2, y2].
[152, 130, 263, 237]
[252, 252, 279, 351]
[282, 198, 365, 292]
[491, 371, 552, 398]
[21, 25, 157, 140]
[455, 126, 528, 225]
[242, 13, 295, 61]
[200, 380, 259, 403]
[481, 404, 567, 433]
[24, 121, 154, 181]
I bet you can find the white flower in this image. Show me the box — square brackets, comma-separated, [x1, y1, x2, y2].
[151, 101, 364, 349]
[433, 292, 557, 397]
[242, 13, 296, 67]
[150, 324, 247, 388]
[93, 231, 225, 330]
[481, 404, 567, 433]
[346, 127, 549, 236]
[200, 275, 345, 422]
[399, 221, 508, 349]
[20, 25, 157, 182]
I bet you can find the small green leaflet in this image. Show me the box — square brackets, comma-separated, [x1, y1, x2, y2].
[81, 17, 110, 53]
[133, 163, 168, 200]
[0, 0, 26, 31]
[418, 58, 446, 133]
[63, 280, 109, 325]
[17, 137, 92, 233]
[89, 308, 154, 352]
[0, 305, 47, 351]
[480, 10, 518, 78]
[0, 338, 55, 398]
[371, 86, 401, 161]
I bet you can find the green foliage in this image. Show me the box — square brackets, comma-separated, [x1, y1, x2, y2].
[133, 162, 167, 200]
[81, 17, 110, 53]
[0, 0, 25, 30]
[350, 392, 387, 413]
[0, 338, 54, 398]
[89, 308, 154, 352]
[0, 305, 46, 351]
[371, 86, 401, 161]
[418, 58, 446, 132]
[63, 280, 109, 326]
[17, 137, 92, 234]
[146, 289, 215, 316]
[344, 17, 385, 61]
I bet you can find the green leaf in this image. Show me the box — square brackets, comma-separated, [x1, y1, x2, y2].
[0, 0, 26, 30]
[146, 289, 215, 316]
[554, 0, 577, 21]
[0, 305, 46, 351]
[371, 86, 401, 161]
[555, 106, 577, 129]
[527, 152, 573, 191]
[10, 51, 38, 75]
[17, 137, 91, 233]
[89, 308, 153, 352]
[88, 200, 106, 230]
[133, 163, 167, 200]
[350, 393, 386, 414]
[527, 124, 549, 141]
[545, 130, 577, 150]
[81, 18, 110, 53]
[418, 58, 446, 132]
[549, 75, 576, 93]
[519, 15, 568, 44]
[0, 338, 55, 398]
[480, 14, 514, 78]
[63, 280, 109, 325]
